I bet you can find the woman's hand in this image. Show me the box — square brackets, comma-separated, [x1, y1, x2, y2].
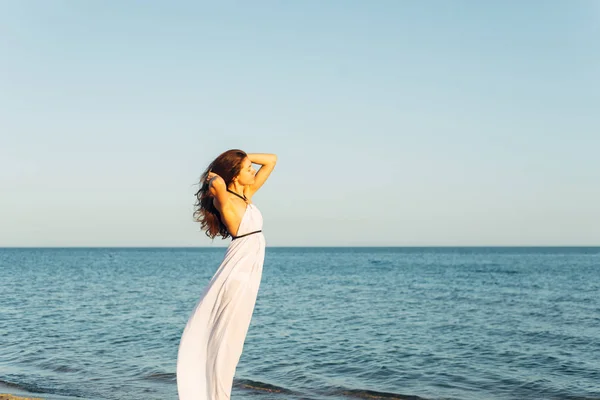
[206, 171, 225, 187]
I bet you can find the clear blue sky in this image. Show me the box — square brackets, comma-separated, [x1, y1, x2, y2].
[1, 1, 598, 247]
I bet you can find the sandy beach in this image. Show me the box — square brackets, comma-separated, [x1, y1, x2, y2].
[0, 395, 43, 400]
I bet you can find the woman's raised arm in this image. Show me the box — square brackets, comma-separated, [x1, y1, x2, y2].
[246, 153, 277, 196]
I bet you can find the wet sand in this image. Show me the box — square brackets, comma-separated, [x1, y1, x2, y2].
[0, 395, 43, 400]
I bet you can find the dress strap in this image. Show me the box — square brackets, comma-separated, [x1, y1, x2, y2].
[226, 188, 248, 202]
[232, 230, 262, 240]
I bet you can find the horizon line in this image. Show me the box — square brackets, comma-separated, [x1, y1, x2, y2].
[1, 245, 599, 249]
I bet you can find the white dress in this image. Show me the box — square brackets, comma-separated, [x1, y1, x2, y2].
[177, 202, 265, 400]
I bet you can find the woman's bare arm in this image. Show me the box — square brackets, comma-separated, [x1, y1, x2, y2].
[207, 174, 229, 209]
[247, 153, 277, 166]
[246, 153, 277, 196]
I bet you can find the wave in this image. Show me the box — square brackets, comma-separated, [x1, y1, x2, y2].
[235, 378, 429, 400]
[0, 377, 86, 400]
[334, 388, 428, 400]
[0, 378, 29, 391]
[234, 378, 297, 394]
[141, 372, 176, 382]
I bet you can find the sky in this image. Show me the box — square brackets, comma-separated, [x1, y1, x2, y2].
[1, 1, 598, 247]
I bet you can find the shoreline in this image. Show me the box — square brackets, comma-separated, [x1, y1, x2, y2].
[0, 383, 43, 400]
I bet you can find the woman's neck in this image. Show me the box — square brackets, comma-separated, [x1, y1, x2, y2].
[227, 182, 245, 196]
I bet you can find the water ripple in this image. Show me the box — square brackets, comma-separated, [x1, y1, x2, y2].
[1, 247, 599, 400]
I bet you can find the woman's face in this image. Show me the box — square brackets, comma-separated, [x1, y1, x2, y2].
[235, 157, 256, 185]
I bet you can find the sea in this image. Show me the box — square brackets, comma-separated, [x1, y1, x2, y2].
[1, 247, 599, 400]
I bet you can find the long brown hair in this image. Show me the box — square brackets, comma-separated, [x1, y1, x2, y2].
[194, 149, 248, 239]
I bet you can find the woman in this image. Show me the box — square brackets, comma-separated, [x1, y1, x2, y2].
[177, 149, 277, 400]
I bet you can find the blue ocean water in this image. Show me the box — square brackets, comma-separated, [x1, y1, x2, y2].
[1, 247, 599, 400]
